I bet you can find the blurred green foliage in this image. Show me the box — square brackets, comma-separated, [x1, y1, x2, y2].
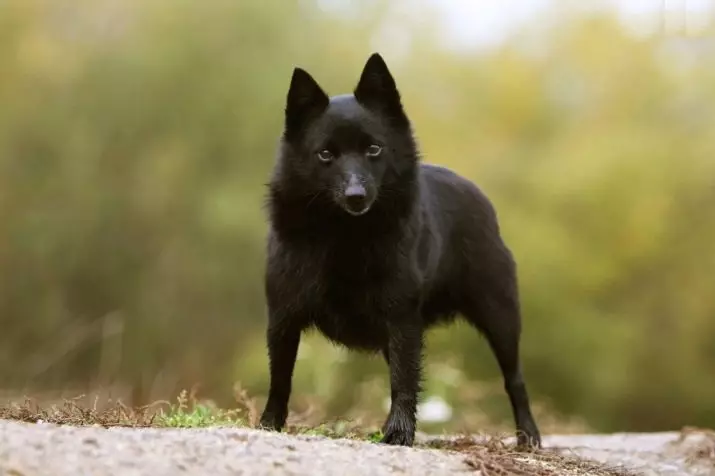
[1, 0, 714, 434]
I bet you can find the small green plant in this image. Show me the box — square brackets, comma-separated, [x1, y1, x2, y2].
[366, 430, 384, 443]
[157, 390, 243, 428]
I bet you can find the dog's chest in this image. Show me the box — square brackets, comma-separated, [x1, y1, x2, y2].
[308, 274, 391, 350]
[296, 254, 394, 350]
[274, 240, 403, 350]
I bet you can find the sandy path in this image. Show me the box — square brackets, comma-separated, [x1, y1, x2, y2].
[1, 419, 713, 476]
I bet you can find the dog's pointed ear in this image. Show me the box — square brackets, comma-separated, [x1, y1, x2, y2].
[354, 53, 408, 128]
[285, 67, 329, 139]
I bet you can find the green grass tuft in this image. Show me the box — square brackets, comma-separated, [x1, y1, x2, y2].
[156, 390, 243, 428]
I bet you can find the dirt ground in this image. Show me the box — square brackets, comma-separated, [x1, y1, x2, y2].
[1, 419, 714, 476]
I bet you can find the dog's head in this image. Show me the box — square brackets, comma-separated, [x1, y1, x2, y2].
[276, 53, 416, 217]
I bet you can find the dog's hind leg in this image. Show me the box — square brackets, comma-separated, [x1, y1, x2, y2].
[461, 272, 542, 448]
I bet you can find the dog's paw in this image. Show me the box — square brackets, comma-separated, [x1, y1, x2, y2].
[258, 411, 285, 432]
[380, 417, 415, 447]
[516, 426, 542, 450]
[380, 429, 414, 446]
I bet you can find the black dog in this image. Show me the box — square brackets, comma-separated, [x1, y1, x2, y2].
[259, 52, 541, 448]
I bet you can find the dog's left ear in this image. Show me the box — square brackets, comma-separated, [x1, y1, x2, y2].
[354, 53, 409, 129]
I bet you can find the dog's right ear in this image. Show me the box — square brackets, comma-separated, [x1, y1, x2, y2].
[284, 68, 329, 140]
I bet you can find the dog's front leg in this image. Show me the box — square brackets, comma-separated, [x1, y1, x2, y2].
[381, 314, 423, 447]
[259, 314, 302, 432]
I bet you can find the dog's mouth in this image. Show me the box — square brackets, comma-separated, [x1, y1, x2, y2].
[336, 182, 376, 217]
[344, 204, 371, 216]
[339, 195, 375, 217]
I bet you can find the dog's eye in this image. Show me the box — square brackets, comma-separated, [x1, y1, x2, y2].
[317, 150, 334, 163]
[366, 144, 382, 157]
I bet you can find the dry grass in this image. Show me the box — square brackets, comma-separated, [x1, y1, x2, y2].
[0, 395, 159, 427]
[0, 383, 259, 429]
[428, 436, 638, 476]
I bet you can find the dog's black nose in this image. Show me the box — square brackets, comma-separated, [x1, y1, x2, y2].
[342, 174, 371, 216]
[345, 183, 367, 211]
[343, 174, 370, 215]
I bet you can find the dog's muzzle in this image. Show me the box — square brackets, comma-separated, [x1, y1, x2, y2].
[341, 174, 373, 216]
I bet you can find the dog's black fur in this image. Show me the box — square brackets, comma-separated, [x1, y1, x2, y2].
[259, 53, 541, 448]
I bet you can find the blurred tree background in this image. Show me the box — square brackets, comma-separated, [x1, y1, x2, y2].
[1, 0, 714, 435]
